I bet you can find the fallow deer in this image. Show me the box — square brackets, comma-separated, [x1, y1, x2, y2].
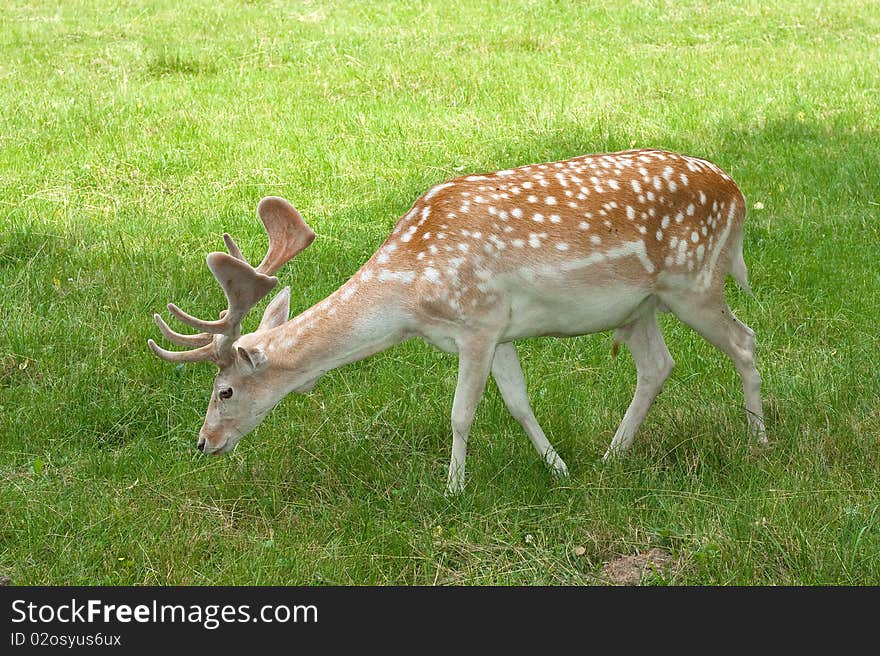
[149, 149, 767, 493]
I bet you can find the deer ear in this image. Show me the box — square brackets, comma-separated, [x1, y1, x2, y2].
[259, 286, 291, 332]
[235, 344, 268, 374]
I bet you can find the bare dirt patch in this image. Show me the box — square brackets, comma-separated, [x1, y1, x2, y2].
[600, 548, 675, 585]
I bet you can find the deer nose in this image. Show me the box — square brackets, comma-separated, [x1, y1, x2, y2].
[197, 437, 206, 452]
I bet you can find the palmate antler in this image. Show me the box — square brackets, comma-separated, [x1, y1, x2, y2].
[148, 197, 315, 364]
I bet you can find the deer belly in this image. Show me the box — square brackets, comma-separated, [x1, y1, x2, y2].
[502, 282, 649, 339]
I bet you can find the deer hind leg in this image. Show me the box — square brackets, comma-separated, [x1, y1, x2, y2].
[604, 311, 674, 459]
[491, 342, 569, 477]
[446, 338, 496, 494]
[661, 292, 767, 443]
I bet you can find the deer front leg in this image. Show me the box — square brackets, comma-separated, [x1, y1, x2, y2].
[492, 342, 568, 477]
[447, 338, 496, 494]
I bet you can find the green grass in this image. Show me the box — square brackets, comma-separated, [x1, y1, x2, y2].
[2, 0, 879, 585]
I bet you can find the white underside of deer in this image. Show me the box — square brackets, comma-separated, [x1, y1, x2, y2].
[150, 148, 767, 494]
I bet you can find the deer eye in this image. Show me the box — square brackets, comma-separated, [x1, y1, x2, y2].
[219, 388, 233, 400]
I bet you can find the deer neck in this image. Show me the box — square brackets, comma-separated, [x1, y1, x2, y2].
[262, 277, 410, 389]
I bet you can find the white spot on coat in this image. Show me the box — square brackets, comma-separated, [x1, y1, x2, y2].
[424, 182, 453, 200]
[378, 270, 416, 283]
[341, 283, 360, 300]
[423, 267, 441, 282]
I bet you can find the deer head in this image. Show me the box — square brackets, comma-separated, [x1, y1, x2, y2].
[148, 197, 315, 454]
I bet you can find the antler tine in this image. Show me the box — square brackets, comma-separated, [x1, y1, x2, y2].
[255, 197, 316, 276]
[147, 339, 216, 363]
[166, 252, 278, 336]
[153, 313, 214, 347]
[223, 233, 247, 263]
[167, 302, 232, 334]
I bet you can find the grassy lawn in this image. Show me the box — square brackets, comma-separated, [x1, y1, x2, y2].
[1, 0, 879, 585]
